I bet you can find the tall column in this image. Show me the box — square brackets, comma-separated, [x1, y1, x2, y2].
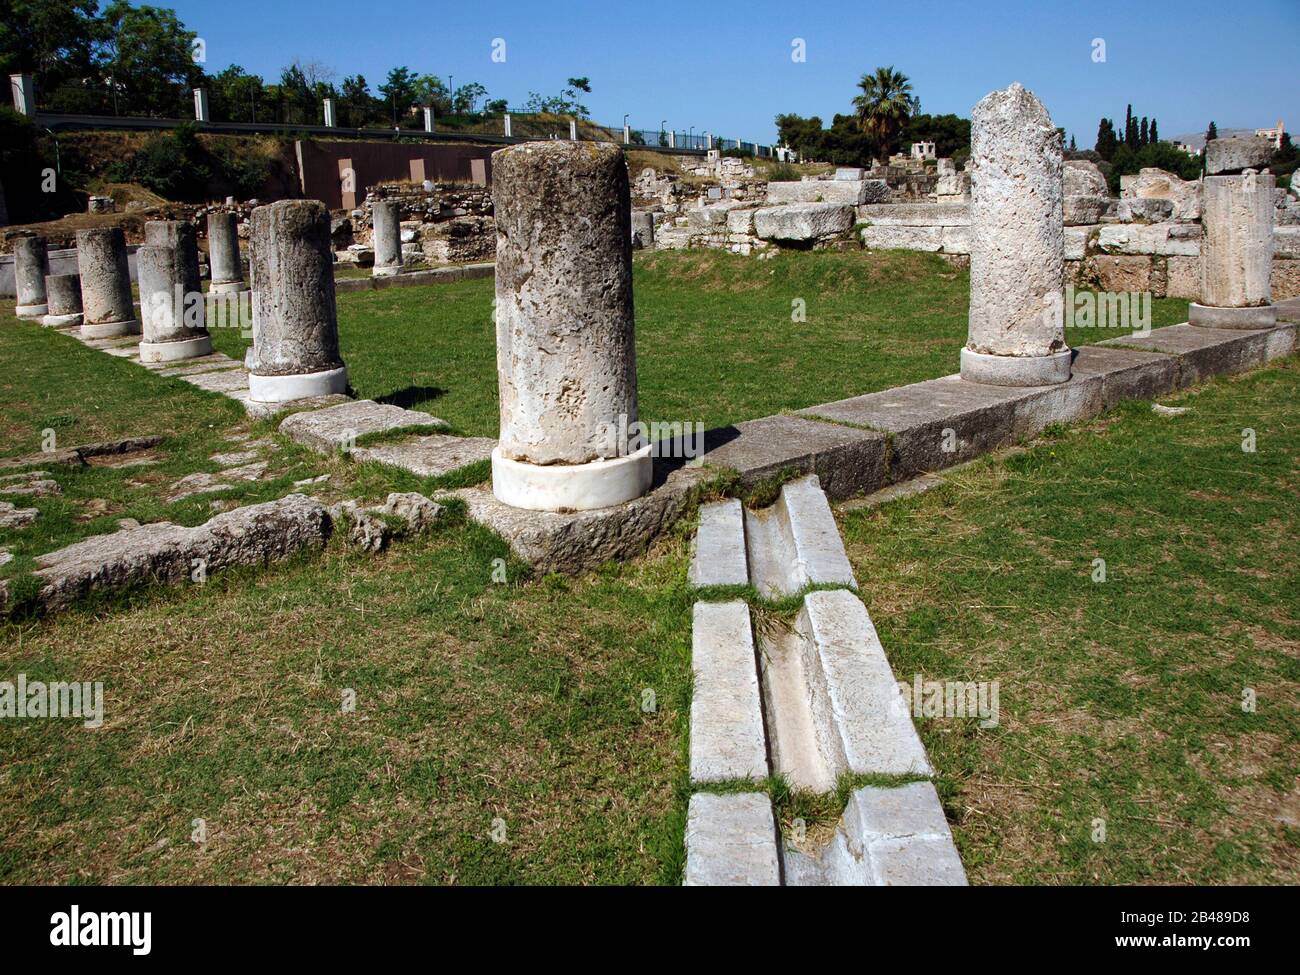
[207, 210, 245, 293]
[76, 227, 139, 338]
[668, 130, 675, 149]
[491, 141, 650, 512]
[503, 114, 512, 138]
[1191, 141, 1276, 329]
[370, 200, 403, 276]
[569, 119, 577, 140]
[13, 235, 50, 318]
[193, 87, 209, 122]
[323, 97, 336, 127]
[247, 200, 347, 402]
[423, 107, 434, 132]
[42, 273, 83, 328]
[623, 124, 630, 145]
[961, 83, 1070, 386]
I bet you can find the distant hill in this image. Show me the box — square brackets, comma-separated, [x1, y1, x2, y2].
[1169, 128, 1259, 150]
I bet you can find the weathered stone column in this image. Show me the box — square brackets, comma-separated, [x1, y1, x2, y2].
[207, 211, 246, 293]
[138, 243, 213, 362]
[1191, 139, 1276, 329]
[491, 141, 650, 511]
[13, 235, 49, 318]
[76, 227, 139, 338]
[247, 200, 347, 402]
[42, 273, 83, 328]
[961, 83, 1070, 386]
[370, 200, 403, 276]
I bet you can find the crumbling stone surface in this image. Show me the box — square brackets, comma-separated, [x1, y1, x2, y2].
[1204, 137, 1274, 176]
[492, 141, 639, 465]
[0, 501, 39, 528]
[967, 82, 1065, 358]
[29, 494, 332, 612]
[279, 400, 446, 454]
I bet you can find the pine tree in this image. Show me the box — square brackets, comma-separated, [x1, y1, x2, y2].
[1095, 117, 1118, 161]
[1206, 120, 1218, 144]
[1140, 117, 1148, 146]
[1125, 105, 1136, 148]
[1150, 118, 1158, 144]
[1069, 134, 1077, 152]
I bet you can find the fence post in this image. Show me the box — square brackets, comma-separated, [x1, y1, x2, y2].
[9, 74, 35, 116]
[504, 113, 512, 137]
[193, 88, 209, 123]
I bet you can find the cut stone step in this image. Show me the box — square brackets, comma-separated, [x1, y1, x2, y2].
[760, 590, 930, 791]
[688, 498, 747, 587]
[690, 601, 769, 784]
[279, 399, 448, 454]
[683, 792, 781, 886]
[784, 781, 967, 885]
[352, 433, 496, 478]
[744, 475, 857, 598]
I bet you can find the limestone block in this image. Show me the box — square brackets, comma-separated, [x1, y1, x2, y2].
[1063, 159, 1107, 197]
[684, 793, 780, 886]
[861, 225, 942, 251]
[857, 202, 969, 226]
[1201, 174, 1274, 307]
[753, 203, 854, 241]
[1204, 137, 1274, 176]
[766, 180, 869, 205]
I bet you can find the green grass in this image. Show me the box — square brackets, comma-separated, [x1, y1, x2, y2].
[4, 248, 1284, 886]
[205, 248, 1188, 438]
[839, 359, 1300, 884]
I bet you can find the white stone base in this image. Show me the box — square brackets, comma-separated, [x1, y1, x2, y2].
[960, 347, 1072, 386]
[209, 279, 247, 295]
[1188, 302, 1277, 330]
[372, 264, 403, 277]
[248, 365, 348, 403]
[43, 313, 83, 328]
[16, 303, 49, 319]
[139, 334, 214, 363]
[492, 444, 653, 512]
[81, 318, 141, 339]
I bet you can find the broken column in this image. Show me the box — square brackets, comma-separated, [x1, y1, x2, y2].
[247, 200, 347, 402]
[76, 227, 140, 338]
[961, 83, 1070, 386]
[370, 200, 403, 277]
[1191, 138, 1276, 329]
[42, 273, 83, 328]
[13, 235, 49, 318]
[491, 140, 650, 511]
[207, 210, 246, 293]
[137, 232, 213, 362]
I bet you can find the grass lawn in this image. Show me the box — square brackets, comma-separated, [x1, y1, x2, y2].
[6, 248, 1288, 886]
[841, 359, 1300, 884]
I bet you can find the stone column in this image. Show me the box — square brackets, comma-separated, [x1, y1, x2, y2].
[961, 83, 1070, 386]
[138, 242, 213, 362]
[42, 273, 83, 328]
[247, 200, 347, 402]
[1191, 174, 1276, 329]
[13, 235, 49, 318]
[207, 211, 245, 293]
[491, 141, 650, 511]
[76, 227, 139, 338]
[370, 200, 403, 276]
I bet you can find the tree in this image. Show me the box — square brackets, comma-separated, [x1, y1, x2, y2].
[452, 81, 486, 114]
[276, 63, 314, 125]
[852, 65, 918, 163]
[1095, 118, 1118, 161]
[903, 112, 970, 163]
[1149, 118, 1158, 144]
[1206, 120, 1218, 143]
[340, 74, 377, 127]
[0, 0, 103, 110]
[412, 74, 450, 115]
[566, 77, 591, 93]
[98, 1, 199, 117]
[208, 64, 264, 123]
[1139, 117, 1148, 146]
[378, 66, 416, 125]
[1069, 134, 1077, 152]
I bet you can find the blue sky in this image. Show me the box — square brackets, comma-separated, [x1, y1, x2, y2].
[171, 0, 1299, 147]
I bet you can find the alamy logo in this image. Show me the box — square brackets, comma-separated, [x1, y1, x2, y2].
[0, 674, 103, 728]
[50, 906, 151, 955]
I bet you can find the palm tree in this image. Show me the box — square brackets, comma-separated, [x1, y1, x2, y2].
[853, 66, 919, 164]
